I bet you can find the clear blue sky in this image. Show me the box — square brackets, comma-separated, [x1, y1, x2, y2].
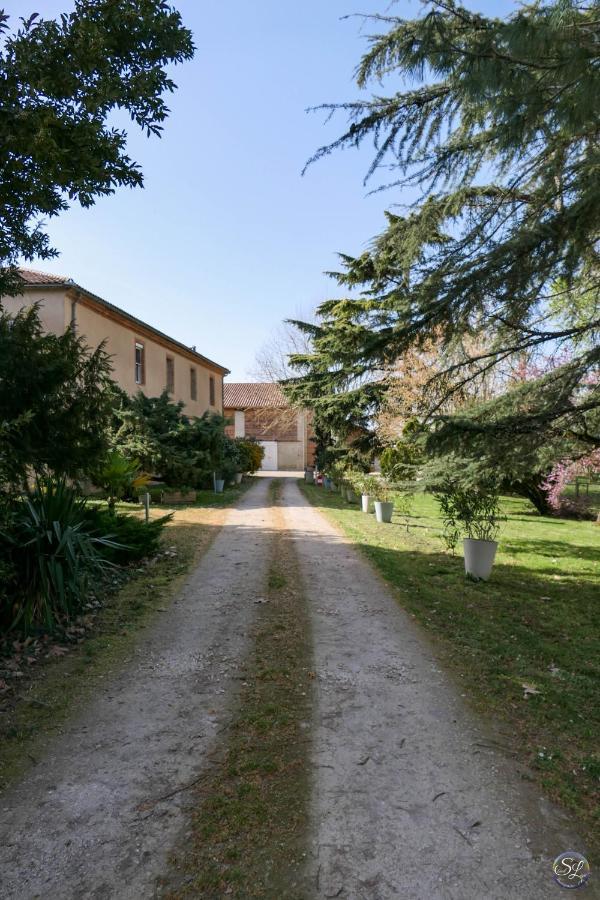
[7, 0, 513, 380]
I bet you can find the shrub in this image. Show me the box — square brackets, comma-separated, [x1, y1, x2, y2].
[219, 436, 241, 483]
[84, 508, 172, 564]
[92, 450, 151, 511]
[369, 477, 393, 503]
[1, 479, 118, 633]
[346, 469, 367, 494]
[357, 474, 383, 497]
[134, 484, 166, 502]
[235, 438, 264, 474]
[542, 451, 600, 520]
[435, 480, 503, 552]
[326, 461, 347, 487]
[111, 392, 230, 488]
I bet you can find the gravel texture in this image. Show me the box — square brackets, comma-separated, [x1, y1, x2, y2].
[282, 479, 597, 900]
[0, 479, 275, 900]
[0, 477, 595, 900]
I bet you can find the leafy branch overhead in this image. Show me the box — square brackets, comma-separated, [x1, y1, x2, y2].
[287, 0, 599, 479]
[0, 1, 194, 295]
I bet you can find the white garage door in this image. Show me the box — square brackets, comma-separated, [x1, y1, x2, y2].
[259, 441, 278, 470]
[277, 441, 303, 470]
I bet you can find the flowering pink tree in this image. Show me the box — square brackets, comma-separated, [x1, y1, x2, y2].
[543, 450, 600, 517]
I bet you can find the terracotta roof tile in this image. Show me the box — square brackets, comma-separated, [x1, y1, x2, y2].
[14, 268, 229, 375]
[224, 383, 288, 409]
[17, 268, 70, 285]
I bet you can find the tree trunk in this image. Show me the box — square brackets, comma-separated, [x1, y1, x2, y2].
[510, 477, 551, 516]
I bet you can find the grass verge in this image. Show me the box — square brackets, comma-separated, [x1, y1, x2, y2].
[92, 479, 256, 515]
[0, 492, 246, 793]
[163, 481, 314, 899]
[300, 482, 600, 853]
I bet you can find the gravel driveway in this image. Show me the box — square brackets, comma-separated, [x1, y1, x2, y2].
[281, 479, 596, 900]
[0, 479, 276, 900]
[0, 476, 595, 899]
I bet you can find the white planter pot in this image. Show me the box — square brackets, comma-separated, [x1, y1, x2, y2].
[235, 473, 243, 485]
[361, 493, 370, 513]
[375, 500, 394, 523]
[463, 538, 498, 581]
[214, 479, 225, 493]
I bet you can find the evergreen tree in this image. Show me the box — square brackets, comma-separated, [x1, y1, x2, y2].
[288, 0, 600, 493]
[0, 305, 113, 486]
[110, 390, 229, 488]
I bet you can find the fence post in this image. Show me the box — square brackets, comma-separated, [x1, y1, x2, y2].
[143, 491, 150, 524]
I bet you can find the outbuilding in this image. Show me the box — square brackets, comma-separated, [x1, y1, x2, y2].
[224, 383, 315, 471]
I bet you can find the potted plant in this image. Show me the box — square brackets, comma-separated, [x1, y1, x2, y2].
[356, 473, 378, 513]
[436, 481, 503, 581]
[328, 462, 345, 493]
[371, 478, 394, 523]
[344, 469, 362, 503]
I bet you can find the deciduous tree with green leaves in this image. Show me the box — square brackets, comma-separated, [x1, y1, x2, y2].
[0, 1, 193, 297]
[287, 0, 600, 507]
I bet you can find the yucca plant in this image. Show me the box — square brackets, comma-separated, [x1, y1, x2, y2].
[2, 478, 119, 632]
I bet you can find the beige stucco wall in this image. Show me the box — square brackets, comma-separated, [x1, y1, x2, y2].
[2, 286, 70, 336]
[73, 301, 222, 415]
[2, 287, 224, 417]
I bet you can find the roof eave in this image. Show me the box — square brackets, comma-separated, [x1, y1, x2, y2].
[68, 283, 230, 375]
[16, 276, 230, 375]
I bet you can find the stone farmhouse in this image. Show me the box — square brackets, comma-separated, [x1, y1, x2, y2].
[224, 382, 315, 471]
[5, 269, 229, 415]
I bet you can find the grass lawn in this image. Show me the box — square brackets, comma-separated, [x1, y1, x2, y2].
[562, 479, 600, 516]
[156, 481, 256, 510]
[88, 479, 256, 516]
[301, 481, 600, 851]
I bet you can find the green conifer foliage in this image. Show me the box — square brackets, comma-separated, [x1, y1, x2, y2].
[287, 0, 600, 490]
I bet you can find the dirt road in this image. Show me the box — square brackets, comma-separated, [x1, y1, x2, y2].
[280, 479, 595, 900]
[0, 479, 276, 899]
[0, 477, 594, 899]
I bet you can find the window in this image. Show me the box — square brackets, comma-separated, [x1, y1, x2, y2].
[209, 375, 215, 407]
[135, 341, 145, 385]
[166, 356, 175, 393]
[190, 367, 197, 400]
